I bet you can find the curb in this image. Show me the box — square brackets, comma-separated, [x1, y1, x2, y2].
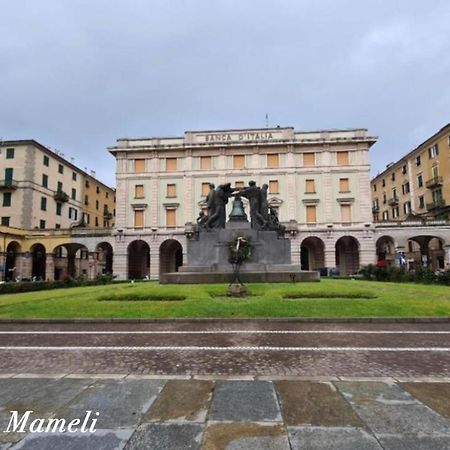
[0, 317, 450, 324]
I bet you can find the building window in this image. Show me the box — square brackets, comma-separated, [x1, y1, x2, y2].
[235, 181, 245, 188]
[39, 220, 46, 229]
[431, 164, 439, 178]
[340, 204, 351, 223]
[428, 144, 439, 158]
[72, 172, 77, 181]
[402, 182, 410, 194]
[84, 213, 90, 224]
[95, 217, 99, 227]
[135, 185, 144, 198]
[71, 188, 76, 200]
[392, 187, 397, 199]
[106, 192, 109, 198]
[69, 207, 78, 220]
[200, 156, 211, 170]
[58, 164, 64, 174]
[305, 179, 315, 193]
[201, 182, 210, 196]
[57, 181, 63, 192]
[6, 148, 15, 159]
[84, 195, 89, 205]
[373, 184, 377, 192]
[233, 155, 245, 169]
[134, 210, 144, 228]
[391, 172, 395, 181]
[4, 168, 13, 183]
[382, 211, 389, 221]
[43, 155, 49, 166]
[42, 174, 48, 188]
[418, 195, 425, 209]
[383, 193, 387, 204]
[336, 151, 349, 165]
[1, 216, 10, 226]
[95, 200, 99, 210]
[417, 174, 423, 188]
[2, 192, 11, 207]
[392, 207, 399, 219]
[416, 155, 421, 166]
[166, 158, 177, 171]
[96, 186, 100, 194]
[269, 180, 279, 194]
[339, 178, 350, 192]
[403, 201, 411, 215]
[56, 202, 62, 216]
[40, 196, 47, 211]
[267, 154, 279, 168]
[306, 205, 317, 224]
[402, 164, 407, 174]
[303, 153, 315, 166]
[166, 184, 177, 198]
[55, 224, 61, 229]
[85, 180, 90, 188]
[135, 159, 146, 173]
[166, 209, 176, 227]
[166, 209, 177, 228]
[382, 179, 385, 187]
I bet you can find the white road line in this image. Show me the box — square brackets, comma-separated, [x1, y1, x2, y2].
[0, 330, 449, 335]
[0, 346, 449, 352]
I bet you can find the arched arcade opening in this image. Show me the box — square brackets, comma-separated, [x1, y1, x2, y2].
[128, 240, 150, 279]
[335, 236, 360, 276]
[159, 239, 183, 277]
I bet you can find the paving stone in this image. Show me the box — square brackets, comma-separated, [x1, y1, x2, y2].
[57, 379, 165, 429]
[275, 381, 363, 427]
[209, 381, 281, 422]
[202, 423, 289, 450]
[335, 381, 450, 435]
[125, 423, 202, 450]
[288, 426, 383, 450]
[0, 379, 91, 445]
[401, 382, 450, 419]
[144, 380, 213, 422]
[376, 433, 450, 450]
[9, 429, 132, 450]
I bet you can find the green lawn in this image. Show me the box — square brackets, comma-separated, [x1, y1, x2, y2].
[0, 279, 449, 319]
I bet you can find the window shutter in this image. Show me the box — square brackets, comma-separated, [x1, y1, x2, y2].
[166, 184, 176, 197]
[134, 210, 144, 228]
[269, 180, 279, 194]
[233, 155, 245, 169]
[200, 156, 211, 170]
[135, 159, 145, 173]
[337, 152, 349, 165]
[341, 204, 351, 223]
[303, 153, 315, 166]
[339, 178, 349, 192]
[267, 154, 279, 168]
[305, 179, 315, 193]
[166, 209, 176, 227]
[306, 205, 316, 223]
[201, 182, 210, 196]
[135, 185, 144, 198]
[166, 158, 177, 171]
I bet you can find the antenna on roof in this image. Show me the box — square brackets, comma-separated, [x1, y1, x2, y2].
[265, 113, 269, 129]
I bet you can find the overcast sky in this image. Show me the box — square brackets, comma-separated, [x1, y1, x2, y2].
[1, 0, 449, 187]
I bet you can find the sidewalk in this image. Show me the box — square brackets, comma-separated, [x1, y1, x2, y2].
[1, 375, 450, 449]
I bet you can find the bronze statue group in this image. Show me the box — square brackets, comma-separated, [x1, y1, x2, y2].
[197, 181, 285, 234]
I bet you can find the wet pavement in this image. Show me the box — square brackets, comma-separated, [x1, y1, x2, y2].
[0, 321, 449, 377]
[0, 376, 449, 449]
[1, 321, 450, 448]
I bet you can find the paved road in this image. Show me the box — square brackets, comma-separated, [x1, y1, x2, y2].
[0, 321, 449, 377]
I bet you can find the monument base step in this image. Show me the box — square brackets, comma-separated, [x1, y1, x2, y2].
[160, 270, 320, 284]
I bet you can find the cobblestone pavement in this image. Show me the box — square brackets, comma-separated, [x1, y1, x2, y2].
[0, 321, 449, 376]
[0, 376, 450, 449]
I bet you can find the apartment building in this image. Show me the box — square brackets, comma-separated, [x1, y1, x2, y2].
[0, 140, 115, 230]
[108, 126, 378, 278]
[371, 123, 450, 222]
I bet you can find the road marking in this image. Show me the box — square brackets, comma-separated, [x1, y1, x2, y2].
[0, 330, 449, 335]
[0, 346, 449, 352]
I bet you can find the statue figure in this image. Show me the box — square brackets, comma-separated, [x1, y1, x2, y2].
[205, 183, 216, 217]
[204, 183, 235, 229]
[267, 206, 285, 236]
[196, 210, 208, 228]
[260, 183, 269, 223]
[240, 181, 267, 230]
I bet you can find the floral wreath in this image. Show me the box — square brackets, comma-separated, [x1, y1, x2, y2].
[227, 236, 253, 264]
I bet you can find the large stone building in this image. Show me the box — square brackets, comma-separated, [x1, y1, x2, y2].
[0, 140, 116, 230]
[108, 126, 379, 279]
[371, 124, 450, 268]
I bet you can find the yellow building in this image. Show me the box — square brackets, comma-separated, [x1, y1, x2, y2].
[0, 140, 115, 230]
[371, 123, 450, 222]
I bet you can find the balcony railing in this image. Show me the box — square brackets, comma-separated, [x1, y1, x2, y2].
[387, 197, 399, 206]
[426, 199, 446, 211]
[0, 179, 18, 190]
[53, 190, 69, 202]
[426, 176, 443, 189]
[372, 205, 379, 213]
[103, 211, 113, 220]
